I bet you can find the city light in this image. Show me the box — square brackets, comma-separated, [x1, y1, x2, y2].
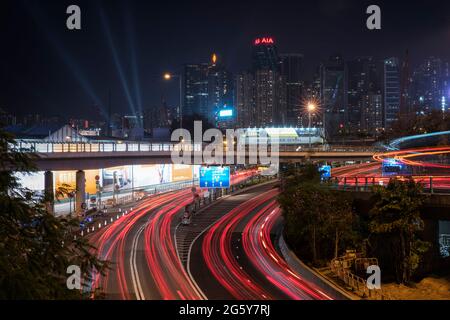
[3, 0, 450, 305]
[307, 103, 316, 113]
[219, 109, 233, 117]
[254, 37, 275, 45]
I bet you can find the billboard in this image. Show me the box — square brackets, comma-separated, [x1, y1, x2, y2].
[172, 164, 194, 182]
[218, 109, 234, 118]
[199, 166, 230, 188]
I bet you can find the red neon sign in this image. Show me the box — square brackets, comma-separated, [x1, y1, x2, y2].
[254, 37, 274, 45]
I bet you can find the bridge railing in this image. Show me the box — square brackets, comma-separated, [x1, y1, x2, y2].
[328, 176, 450, 194]
[11, 139, 376, 154]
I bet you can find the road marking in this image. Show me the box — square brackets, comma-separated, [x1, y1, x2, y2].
[130, 223, 146, 300]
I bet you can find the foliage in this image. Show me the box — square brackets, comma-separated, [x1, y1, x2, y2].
[279, 163, 356, 266]
[368, 178, 430, 284]
[0, 130, 108, 299]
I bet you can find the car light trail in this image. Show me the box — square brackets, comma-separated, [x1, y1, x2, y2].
[242, 202, 333, 300]
[201, 186, 335, 300]
[202, 189, 279, 300]
[89, 170, 258, 299]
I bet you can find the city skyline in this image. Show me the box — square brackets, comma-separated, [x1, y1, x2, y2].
[1, 0, 450, 305]
[1, 0, 450, 119]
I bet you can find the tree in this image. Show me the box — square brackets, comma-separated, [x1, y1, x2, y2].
[368, 178, 430, 284]
[279, 163, 355, 265]
[326, 194, 354, 259]
[0, 129, 108, 299]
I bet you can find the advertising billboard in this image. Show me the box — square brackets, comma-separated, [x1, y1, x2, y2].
[172, 164, 194, 182]
[218, 109, 234, 118]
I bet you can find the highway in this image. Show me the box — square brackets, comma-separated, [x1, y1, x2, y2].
[188, 183, 342, 300]
[330, 146, 450, 191]
[88, 171, 255, 300]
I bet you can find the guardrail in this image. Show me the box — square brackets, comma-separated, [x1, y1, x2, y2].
[328, 176, 450, 194]
[97, 179, 198, 208]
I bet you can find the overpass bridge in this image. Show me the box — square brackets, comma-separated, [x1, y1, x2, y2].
[9, 139, 375, 216]
[13, 140, 376, 171]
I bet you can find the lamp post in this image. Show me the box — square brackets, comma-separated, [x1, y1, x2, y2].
[307, 103, 316, 148]
[164, 72, 195, 187]
[163, 73, 183, 130]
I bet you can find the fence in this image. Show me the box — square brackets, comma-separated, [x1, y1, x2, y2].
[328, 176, 450, 194]
[330, 257, 390, 300]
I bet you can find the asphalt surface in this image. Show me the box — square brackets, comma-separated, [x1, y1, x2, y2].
[188, 182, 342, 300]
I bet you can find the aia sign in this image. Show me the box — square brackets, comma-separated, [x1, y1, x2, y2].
[254, 37, 274, 46]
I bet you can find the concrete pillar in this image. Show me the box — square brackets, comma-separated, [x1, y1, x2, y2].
[44, 171, 54, 215]
[76, 170, 86, 217]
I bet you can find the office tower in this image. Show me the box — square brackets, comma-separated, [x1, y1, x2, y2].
[280, 54, 304, 127]
[252, 37, 279, 71]
[251, 37, 286, 127]
[361, 93, 383, 135]
[208, 54, 234, 126]
[183, 63, 209, 118]
[254, 69, 275, 127]
[320, 55, 348, 139]
[236, 72, 256, 128]
[347, 57, 379, 133]
[383, 57, 401, 130]
[411, 57, 445, 114]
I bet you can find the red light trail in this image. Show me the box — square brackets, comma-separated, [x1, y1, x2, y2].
[89, 170, 257, 300]
[201, 188, 334, 300]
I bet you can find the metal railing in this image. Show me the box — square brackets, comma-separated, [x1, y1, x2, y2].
[11, 139, 376, 154]
[328, 176, 450, 194]
[330, 257, 390, 300]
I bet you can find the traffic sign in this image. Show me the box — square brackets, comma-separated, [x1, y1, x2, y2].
[319, 165, 331, 180]
[199, 166, 230, 189]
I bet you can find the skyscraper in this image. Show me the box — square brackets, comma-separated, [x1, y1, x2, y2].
[252, 37, 279, 71]
[411, 57, 445, 114]
[255, 69, 276, 126]
[320, 55, 348, 139]
[383, 57, 401, 130]
[280, 54, 304, 127]
[183, 63, 209, 118]
[360, 93, 383, 135]
[236, 72, 256, 127]
[208, 54, 234, 125]
[252, 37, 286, 127]
[347, 57, 379, 133]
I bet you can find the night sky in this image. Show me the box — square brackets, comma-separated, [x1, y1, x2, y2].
[1, 0, 449, 120]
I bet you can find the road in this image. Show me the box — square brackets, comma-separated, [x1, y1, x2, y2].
[88, 171, 256, 300]
[188, 183, 343, 300]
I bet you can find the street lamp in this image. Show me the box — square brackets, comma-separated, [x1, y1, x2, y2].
[164, 72, 195, 187]
[307, 102, 316, 148]
[163, 72, 183, 130]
